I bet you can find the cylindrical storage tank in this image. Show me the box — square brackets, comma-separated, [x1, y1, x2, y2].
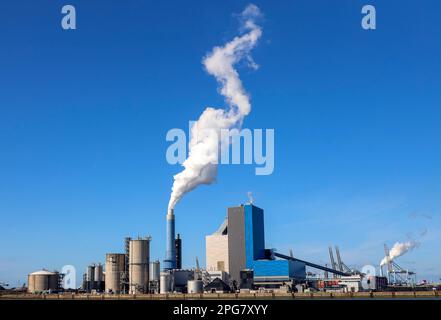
[29, 274, 48, 293]
[129, 238, 150, 294]
[28, 274, 35, 293]
[27, 270, 59, 293]
[86, 265, 95, 282]
[82, 274, 87, 292]
[48, 272, 59, 291]
[149, 260, 160, 282]
[187, 280, 203, 293]
[94, 263, 104, 292]
[105, 253, 125, 294]
[94, 263, 103, 282]
[86, 264, 95, 291]
[160, 272, 172, 294]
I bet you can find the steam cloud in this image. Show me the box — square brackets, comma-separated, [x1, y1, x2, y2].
[380, 240, 420, 266]
[167, 4, 263, 212]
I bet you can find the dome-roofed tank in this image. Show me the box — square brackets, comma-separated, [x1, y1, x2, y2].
[28, 269, 60, 293]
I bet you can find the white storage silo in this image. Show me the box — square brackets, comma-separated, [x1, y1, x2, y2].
[187, 280, 203, 293]
[149, 260, 160, 282]
[160, 272, 172, 294]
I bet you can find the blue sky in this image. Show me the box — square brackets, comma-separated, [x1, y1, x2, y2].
[1, 0, 440, 286]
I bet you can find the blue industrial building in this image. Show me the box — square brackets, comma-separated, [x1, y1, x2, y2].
[206, 204, 306, 284]
[241, 204, 306, 282]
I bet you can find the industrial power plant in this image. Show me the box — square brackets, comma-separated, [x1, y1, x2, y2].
[13, 202, 439, 298]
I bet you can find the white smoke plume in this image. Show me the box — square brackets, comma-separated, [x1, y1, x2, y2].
[380, 241, 420, 266]
[167, 4, 263, 212]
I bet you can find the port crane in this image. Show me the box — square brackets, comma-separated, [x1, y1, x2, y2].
[195, 257, 210, 286]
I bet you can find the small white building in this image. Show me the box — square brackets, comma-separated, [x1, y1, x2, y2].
[340, 275, 362, 292]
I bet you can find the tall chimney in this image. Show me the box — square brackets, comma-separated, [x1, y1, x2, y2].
[164, 209, 176, 270]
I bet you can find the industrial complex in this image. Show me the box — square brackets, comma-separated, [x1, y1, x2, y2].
[3, 203, 438, 297]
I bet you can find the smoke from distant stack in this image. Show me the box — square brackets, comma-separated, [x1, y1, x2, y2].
[380, 240, 420, 266]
